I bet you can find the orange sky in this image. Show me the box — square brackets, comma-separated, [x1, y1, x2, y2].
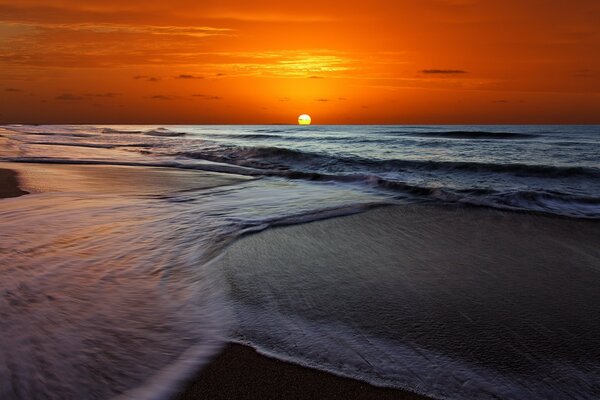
[0, 0, 599, 124]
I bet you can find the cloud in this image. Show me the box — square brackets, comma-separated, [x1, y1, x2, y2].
[192, 94, 222, 100]
[315, 98, 329, 102]
[573, 70, 593, 78]
[175, 74, 203, 79]
[55, 93, 84, 100]
[420, 69, 467, 74]
[4, 88, 23, 92]
[493, 99, 509, 103]
[338, 97, 347, 100]
[278, 97, 291, 102]
[308, 76, 324, 79]
[147, 95, 172, 100]
[134, 75, 160, 82]
[212, 50, 352, 78]
[1, 21, 232, 39]
[85, 92, 121, 97]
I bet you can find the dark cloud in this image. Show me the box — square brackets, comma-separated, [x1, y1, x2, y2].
[278, 97, 291, 102]
[134, 75, 160, 82]
[147, 95, 172, 100]
[316, 98, 329, 102]
[4, 88, 23, 92]
[308, 76, 324, 79]
[55, 93, 85, 101]
[85, 92, 121, 98]
[420, 69, 467, 74]
[493, 99, 509, 103]
[192, 94, 222, 100]
[216, 73, 226, 77]
[175, 74, 203, 79]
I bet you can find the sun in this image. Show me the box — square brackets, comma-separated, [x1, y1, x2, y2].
[298, 114, 312, 125]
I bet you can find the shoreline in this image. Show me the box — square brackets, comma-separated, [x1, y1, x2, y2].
[3, 161, 600, 399]
[176, 343, 431, 400]
[0, 163, 431, 399]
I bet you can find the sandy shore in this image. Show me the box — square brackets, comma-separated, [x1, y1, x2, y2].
[1, 162, 430, 400]
[0, 161, 252, 195]
[3, 161, 599, 399]
[176, 343, 429, 400]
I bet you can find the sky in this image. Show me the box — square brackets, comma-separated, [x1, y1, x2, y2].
[0, 0, 599, 124]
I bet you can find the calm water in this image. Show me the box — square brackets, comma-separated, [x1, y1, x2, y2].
[1, 125, 599, 400]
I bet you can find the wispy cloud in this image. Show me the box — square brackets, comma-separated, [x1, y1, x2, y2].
[209, 50, 353, 78]
[134, 75, 160, 82]
[55, 93, 84, 101]
[420, 69, 467, 74]
[147, 95, 173, 100]
[85, 92, 121, 97]
[573, 69, 593, 78]
[1, 22, 232, 38]
[4, 88, 23, 92]
[192, 94, 222, 100]
[175, 74, 203, 79]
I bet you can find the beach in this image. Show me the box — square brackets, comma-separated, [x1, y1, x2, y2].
[0, 162, 430, 400]
[177, 343, 428, 400]
[1, 124, 599, 400]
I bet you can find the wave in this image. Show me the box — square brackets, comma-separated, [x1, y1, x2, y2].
[253, 129, 286, 133]
[101, 128, 145, 134]
[385, 130, 539, 139]
[144, 128, 186, 137]
[100, 127, 186, 137]
[180, 146, 600, 179]
[202, 133, 285, 140]
[25, 142, 153, 149]
[271, 173, 600, 218]
[4, 128, 94, 138]
[424, 186, 600, 218]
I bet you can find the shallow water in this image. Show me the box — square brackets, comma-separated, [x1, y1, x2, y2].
[0, 162, 387, 399]
[220, 205, 600, 399]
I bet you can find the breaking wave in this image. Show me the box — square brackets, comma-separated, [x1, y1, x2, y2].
[179, 146, 600, 179]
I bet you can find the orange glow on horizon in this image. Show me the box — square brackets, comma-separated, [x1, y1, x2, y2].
[0, 1, 598, 124]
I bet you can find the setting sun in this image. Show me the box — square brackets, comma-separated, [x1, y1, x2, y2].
[298, 114, 312, 125]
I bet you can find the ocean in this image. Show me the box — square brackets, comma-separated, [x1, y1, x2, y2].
[0, 125, 599, 399]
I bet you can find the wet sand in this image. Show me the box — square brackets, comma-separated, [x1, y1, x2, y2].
[211, 203, 600, 399]
[0, 161, 252, 196]
[0, 168, 27, 198]
[0, 161, 430, 399]
[3, 161, 599, 399]
[176, 343, 429, 400]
